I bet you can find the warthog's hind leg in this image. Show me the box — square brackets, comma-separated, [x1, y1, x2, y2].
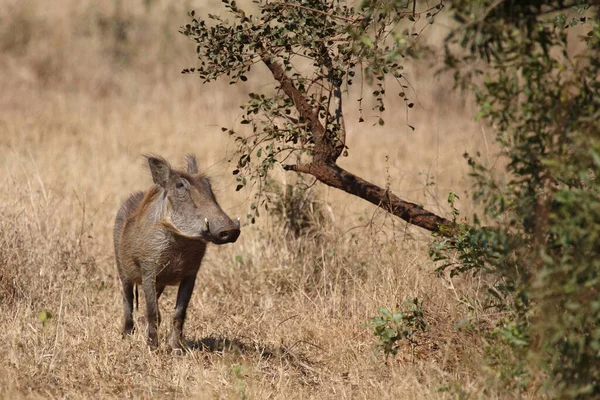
[121, 280, 135, 336]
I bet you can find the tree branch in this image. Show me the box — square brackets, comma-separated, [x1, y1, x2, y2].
[264, 55, 453, 236]
[261, 55, 340, 164]
[318, 42, 346, 160]
[285, 161, 454, 235]
[331, 82, 346, 159]
[279, 1, 361, 23]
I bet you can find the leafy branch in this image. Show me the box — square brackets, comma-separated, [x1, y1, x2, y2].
[180, 0, 452, 234]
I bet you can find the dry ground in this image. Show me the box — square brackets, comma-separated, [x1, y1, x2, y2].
[0, 1, 508, 398]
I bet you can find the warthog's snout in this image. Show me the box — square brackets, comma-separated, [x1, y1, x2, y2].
[214, 221, 241, 244]
[201, 216, 241, 244]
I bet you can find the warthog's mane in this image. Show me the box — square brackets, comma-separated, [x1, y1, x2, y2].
[126, 185, 162, 225]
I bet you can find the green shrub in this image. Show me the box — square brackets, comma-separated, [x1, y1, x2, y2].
[433, 3, 600, 397]
[369, 298, 427, 361]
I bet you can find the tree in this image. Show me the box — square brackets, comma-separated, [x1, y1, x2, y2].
[431, 0, 600, 397]
[180, 0, 451, 234]
[181, 0, 600, 396]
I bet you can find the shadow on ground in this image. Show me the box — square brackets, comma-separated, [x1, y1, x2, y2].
[186, 336, 322, 376]
[188, 337, 274, 358]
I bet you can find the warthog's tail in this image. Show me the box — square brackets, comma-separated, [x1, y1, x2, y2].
[134, 285, 139, 310]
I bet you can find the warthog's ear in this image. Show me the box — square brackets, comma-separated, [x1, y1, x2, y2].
[186, 154, 198, 174]
[147, 156, 171, 187]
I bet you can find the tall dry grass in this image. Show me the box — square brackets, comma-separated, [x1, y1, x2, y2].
[0, 0, 507, 398]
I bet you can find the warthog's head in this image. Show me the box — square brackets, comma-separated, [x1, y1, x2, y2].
[147, 155, 240, 245]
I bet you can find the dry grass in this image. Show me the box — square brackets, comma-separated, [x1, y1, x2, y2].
[0, 0, 507, 398]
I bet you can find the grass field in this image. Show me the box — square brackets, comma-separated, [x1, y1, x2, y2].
[0, 1, 508, 398]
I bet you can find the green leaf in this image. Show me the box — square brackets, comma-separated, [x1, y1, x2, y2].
[360, 35, 373, 47]
[379, 307, 392, 318]
[591, 149, 600, 167]
[37, 311, 52, 326]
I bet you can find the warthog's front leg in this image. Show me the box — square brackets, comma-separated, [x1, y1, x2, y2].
[156, 285, 166, 326]
[141, 272, 160, 349]
[121, 280, 135, 336]
[170, 274, 197, 351]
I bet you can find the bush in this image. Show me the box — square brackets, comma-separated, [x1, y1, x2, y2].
[369, 298, 427, 362]
[433, 3, 600, 397]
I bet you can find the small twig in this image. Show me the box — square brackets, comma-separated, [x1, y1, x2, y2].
[73, 190, 87, 249]
[280, 1, 360, 23]
[289, 339, 325, 352]
[280, 346, 324, 376]
[49, 286, 65, 371]
[273, 314, 299, 334]
[282, 164, 311, 173]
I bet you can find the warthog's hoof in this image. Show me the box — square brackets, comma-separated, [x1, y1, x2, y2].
[147, 343, 160, 352]
[171, 348, 184, 356]
[122, 324, 135, 337]
[146, 330, 159, 350]
[170, 335, 187, 353]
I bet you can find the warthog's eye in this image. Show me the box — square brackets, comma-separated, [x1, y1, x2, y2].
[175, 181, 185, 189]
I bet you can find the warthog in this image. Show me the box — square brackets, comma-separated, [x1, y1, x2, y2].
[113, 155, 240, 350]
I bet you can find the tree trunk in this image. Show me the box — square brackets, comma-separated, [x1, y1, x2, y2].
[263, 55, 454, 236]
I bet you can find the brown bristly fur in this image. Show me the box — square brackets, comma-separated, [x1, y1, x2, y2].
[126, 186, 160, 223]
[114, 155, 239, 349]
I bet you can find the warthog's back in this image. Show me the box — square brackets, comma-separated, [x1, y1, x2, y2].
[113, 191, 145, 263]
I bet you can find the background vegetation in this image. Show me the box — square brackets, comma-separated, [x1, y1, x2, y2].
[1, 0, 596, 398]
[433, 1, 600, 397]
